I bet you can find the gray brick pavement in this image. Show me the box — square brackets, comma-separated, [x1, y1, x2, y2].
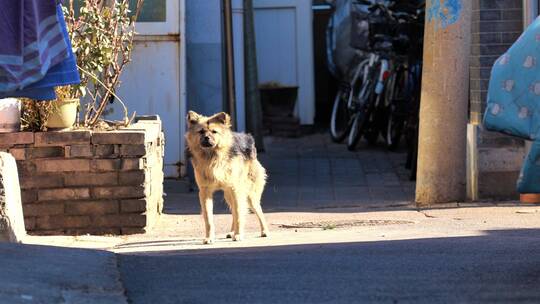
[166, 133, 415, 214]
[258, 134, 414, 210]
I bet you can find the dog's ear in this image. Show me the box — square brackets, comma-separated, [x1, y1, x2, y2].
[187, 111, 201, 126]
[209, 112, 231, 127]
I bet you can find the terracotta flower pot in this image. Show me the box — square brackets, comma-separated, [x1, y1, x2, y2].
[45, 98, 78, 129]
[520, 193, 540, 204]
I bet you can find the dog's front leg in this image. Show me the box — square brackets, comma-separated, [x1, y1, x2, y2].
[199, 188, 215, 244]
[224, 190, 236, 239]
[233, 193, 247, 241]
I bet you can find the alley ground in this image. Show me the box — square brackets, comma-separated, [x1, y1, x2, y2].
[6, 133, 540, 303]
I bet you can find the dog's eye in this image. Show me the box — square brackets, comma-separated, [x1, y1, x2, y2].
[198, 130, 205, 134]
[211, 130, 218, 134]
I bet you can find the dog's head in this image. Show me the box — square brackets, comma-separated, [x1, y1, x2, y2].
[185, 111, 232, 152]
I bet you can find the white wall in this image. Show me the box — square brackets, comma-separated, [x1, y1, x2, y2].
[254, 0, 315, 125]
[108, 0, 185, 178]
[186, 0, 224, 117]
[116, 40, 181, 178]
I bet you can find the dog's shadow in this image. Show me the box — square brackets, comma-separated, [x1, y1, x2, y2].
[113, 239, 204, 250]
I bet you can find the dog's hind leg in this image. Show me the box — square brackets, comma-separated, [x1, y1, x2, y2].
[224, 190, 236, 239]
[199, 187, 215, 244]
[249, 193, 269, 238]
[232, 192, 248, 241]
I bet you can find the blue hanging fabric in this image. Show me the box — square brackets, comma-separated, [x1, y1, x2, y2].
[0, 4, 81, 100]
[483, 17, 540, 192]
[0, 0, 70, 93]
[517, 141, 540, 193]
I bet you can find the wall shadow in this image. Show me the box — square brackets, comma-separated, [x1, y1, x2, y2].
[0, 242, 123, 302]
[118, 228, 540, 303]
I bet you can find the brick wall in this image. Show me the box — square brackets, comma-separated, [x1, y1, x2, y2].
[470, 0, 523, 122]
[0, 119, 164, 235]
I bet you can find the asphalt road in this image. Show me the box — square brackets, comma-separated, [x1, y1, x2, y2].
[118, 228, 540, 304]
[0, 243, 126, 304]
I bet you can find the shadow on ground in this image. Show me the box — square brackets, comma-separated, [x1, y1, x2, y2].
[0, 243, 125, 303]
[118, 228, 540, 304]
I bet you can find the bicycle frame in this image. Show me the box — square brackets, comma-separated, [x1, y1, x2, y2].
[375, 58, 389, 95]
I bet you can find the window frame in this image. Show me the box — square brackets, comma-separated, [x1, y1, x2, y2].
[135, 0, 179, 35]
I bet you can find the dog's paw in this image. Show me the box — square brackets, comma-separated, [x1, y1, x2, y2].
[233, 234, 243, 242]
[203, 238, 215, 245]
[261, 231, 269, 238]
[226, 232, 234, 239]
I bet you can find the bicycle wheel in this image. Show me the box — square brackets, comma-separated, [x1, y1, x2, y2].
[330, 86, 352, 142]
[347, 111, 368, 151]
[365, 93, 388, 145]
[385, 66, 407, 150]
[345, 55, 382, 150]
[386, 108, 404, 151]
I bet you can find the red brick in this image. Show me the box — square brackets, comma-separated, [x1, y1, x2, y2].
[35, 131, 91, 147]
[120, 199, 147, 213]
[64, 172, 118, 186]
[0, 132, 33, 147]
[91, 159, 121, 171]
[65, 200, 119, 215]
[121, 159, 143, 170]
[21, 189, 37, 203]
[119, 144, 147, 156]
[92, 131, 145, 144]
[35, 159, 90, 172]
[91, 186, 144, 199]
[65, 228, 121, 235]
[118, 170, 146, 185]
[92, 214, 147, 228]
[8, 148, 26, 160]
[65, 145, 92, 158]
[24, 217, 36, 230]
[29, 147, 65, 158]
[38, 188, 90, 201]
[20, 174, 64, 189]
[23, 203, 64, 216]
[121, 227, 146, 235]
[16, 160, 36, 175]
[30, 229, 65, 236]
[36, 215, 91, 229]
[94, 145, 118, 157]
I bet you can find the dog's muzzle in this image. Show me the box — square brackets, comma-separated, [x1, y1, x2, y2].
[201, 137, 214, 148]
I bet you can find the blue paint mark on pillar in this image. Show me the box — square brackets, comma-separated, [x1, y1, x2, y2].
[427, 0, 462, 30]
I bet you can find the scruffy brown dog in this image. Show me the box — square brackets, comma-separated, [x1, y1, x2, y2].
[185, 111, 269, 244]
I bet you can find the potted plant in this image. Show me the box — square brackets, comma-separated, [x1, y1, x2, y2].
[62, 0, 143, 128]
[45, 86, 79, 129]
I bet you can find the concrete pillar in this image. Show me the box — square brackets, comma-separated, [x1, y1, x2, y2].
[0, 152, 26, 242]
[416, 1, 472, 205]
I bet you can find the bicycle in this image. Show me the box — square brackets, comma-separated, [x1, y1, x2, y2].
[329, 0, 422, 153]
[383, 3, 424, 151]
[344, 1, 398, 150]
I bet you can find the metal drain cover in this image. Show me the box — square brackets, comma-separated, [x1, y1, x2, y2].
[279, 219, 415, 229]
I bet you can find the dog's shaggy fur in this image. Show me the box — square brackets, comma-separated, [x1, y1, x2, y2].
[185, 111, 269, 244]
